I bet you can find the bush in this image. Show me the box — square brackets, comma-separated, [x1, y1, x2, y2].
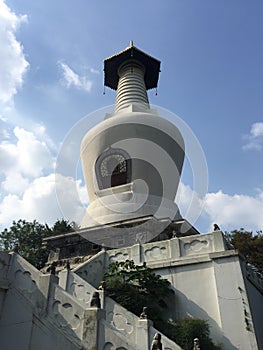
[104, 259, 173, 322]
[164, 318, 221, 350]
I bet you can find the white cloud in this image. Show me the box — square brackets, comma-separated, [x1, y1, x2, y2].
[177, 183, 263, 232]
[204, 189, 263, 231]
[2, 172, 29, 194]
[176, 182, 204, 223]
[0, 122, 89, 230]
[32, 123, 57, 152]
[0, 115, 7, 122]
[243, 122, 263, 151]
[0, 128, 10, 139]
[90, 67, 100, 75]
[59, 62, 92, 92]
[0, 0, 29, 103]
[0, 174, 88, 229]
[0, 126, 54, 180]
[251, 122, 263, 138]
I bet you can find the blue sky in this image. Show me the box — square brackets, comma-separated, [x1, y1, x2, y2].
[0, 0, 263, 233]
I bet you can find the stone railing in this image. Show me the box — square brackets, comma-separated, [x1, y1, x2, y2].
[74, 249, 106, 288]
[59, 268, 104, 308]
[7, 252, 51, 316]
[63, 253, 183, 349]
[246, 263, 263, 294]
[1, 252, 100, 349]
[103, 296, 183, 350]
[48, 281, 102, 348]
[106, 231, 228, 267]
[149, 325, 182, 350]
[1, 251, 184, 350]
[0, 251, 11, 287]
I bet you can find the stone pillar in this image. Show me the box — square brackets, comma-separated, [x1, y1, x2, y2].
[131, 243, 141, 264]
[170, 237, 181, 258]
[38, 274, 55, 316]
[82, 308, 106, 350]
[213, 230, 227, 252]
[58, 269, 70, 290]
[136, 318, 153, 349]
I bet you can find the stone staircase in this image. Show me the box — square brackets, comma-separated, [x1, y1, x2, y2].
[0, 251, 182, 350]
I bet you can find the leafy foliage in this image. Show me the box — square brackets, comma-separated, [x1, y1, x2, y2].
[104, 259, 173, 322]
[165, 319, 221, 350]
[48, 219, 77, 236]
[104, 260, 220, 349]
[0, 219, 76, 269]
[0, 219, 50, 269]
[225, 229, 263, 273]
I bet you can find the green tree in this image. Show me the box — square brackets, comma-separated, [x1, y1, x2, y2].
[166, 319, 221, 350]
[0, 219, 76, 269]
[0, 219, 50, 269]
[104, 259, 173, 323]
[226, 229, 263, 273]
[47, 219, 77, 236]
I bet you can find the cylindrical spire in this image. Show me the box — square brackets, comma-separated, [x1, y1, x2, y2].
[114, 61, 149, 113]
[104, 44, 161, 100]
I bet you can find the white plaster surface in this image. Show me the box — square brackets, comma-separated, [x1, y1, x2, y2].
[80, 109, 184, 228]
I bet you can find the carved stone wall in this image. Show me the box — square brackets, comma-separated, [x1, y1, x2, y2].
[0, 251, 183, 350]
[1, 229, 262, 350]
[0, 252, 104, 350]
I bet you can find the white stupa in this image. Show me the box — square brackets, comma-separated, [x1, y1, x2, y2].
[80, 42, 186, 245]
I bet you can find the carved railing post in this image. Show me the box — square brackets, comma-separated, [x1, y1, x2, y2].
[82, 308, 106, 350]
[136, 318, 153, 349]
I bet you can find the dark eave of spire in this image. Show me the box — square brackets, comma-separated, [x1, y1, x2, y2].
[104, 43, 161, 90]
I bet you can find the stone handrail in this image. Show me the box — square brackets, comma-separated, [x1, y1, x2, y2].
[73, 249, 106, 288]
[106, 231, 228, 267]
